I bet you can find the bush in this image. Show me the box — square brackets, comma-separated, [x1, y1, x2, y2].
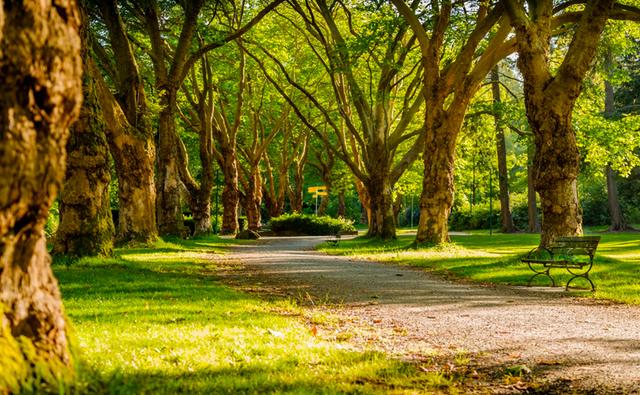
[269, 213, 356, 236]
[449, 205, 500, 231]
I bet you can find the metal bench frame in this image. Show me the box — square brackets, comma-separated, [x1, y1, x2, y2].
[521, 236, 600, 291]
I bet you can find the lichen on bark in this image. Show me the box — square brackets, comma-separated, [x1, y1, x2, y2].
[0, 0, 83, 390]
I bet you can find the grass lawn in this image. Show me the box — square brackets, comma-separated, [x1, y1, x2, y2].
[54, 236, 466, 394]
[318, 230, 640, 305]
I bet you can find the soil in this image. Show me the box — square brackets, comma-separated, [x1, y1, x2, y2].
[218, 236, 640, 394]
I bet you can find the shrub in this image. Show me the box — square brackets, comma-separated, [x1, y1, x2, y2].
[449, 205, 500, 231]
[269, 213, 355, 235]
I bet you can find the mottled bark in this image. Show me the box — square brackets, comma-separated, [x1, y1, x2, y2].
[96, 0, 158, 244]
[0, 0, 82, 386]
[288, 134, 309, 213]
[54, 63, 114, 257]
[244, 169, 263, 231]
[365, 159, 395, 239]
[416, 125, 456, 244]
[156, 91, 187, 236]
[527, 143, 541, 233]
[220, 150, 239, 235]
[144, 1, 204, 237]
[504, 0, 615, 246]
[491, 67, 517, 233]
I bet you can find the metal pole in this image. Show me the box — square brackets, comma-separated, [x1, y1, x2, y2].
[214, 168, 219, 234]
[315, 193, 318, 215]
[489, 167, 493, 236]
[410, 195, 414, 229]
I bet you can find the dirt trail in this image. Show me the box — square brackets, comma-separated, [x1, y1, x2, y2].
[223, 236, 640, 394]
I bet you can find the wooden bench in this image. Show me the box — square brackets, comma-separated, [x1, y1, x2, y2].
[326, 232, 341, 246]
[521, 236, 600, 291]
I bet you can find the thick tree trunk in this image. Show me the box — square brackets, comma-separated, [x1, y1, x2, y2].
[156, 90, 187, 236]
[220, 152, 239, 235]
[54, 71, 114, 257]
[365, 172, 396, 239]
[97, 0, 158, 244]
[532, 116, 582, 246]
[0, 0, 82, 387]
[527, 143, 541, 233]
[191, 195, 211, 236]
[491, 67, 517, 233]
[505, 0, 614, 246]
[416, 128, 456, 244]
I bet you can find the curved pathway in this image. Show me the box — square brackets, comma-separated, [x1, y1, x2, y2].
[223, 236, 640, 393]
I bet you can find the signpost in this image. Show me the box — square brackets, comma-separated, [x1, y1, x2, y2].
[308, 186, 328, 215]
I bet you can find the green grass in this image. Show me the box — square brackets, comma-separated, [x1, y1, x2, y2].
[55, 235, 466, 394]
[318, 231, 640, 304]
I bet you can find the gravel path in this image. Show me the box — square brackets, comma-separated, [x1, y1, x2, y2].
[223, 236, 640, 394]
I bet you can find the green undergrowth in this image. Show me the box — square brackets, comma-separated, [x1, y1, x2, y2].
[52, 235, 466, 394]
[318, 231, 640, 304]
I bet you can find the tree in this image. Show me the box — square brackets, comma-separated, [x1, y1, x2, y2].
[138, 0, 283, 236]
[308, 147, 335, 216]
[90, 0, 158, 243]
[0, 0, 82, 388]
[502, 0, 640, 246]
[239, 83, 288, 230]
[248, 1, 426, 239]
[391, 0, 515, 244]
[179, 41, 247, 236]
[54, 8, 115, 257]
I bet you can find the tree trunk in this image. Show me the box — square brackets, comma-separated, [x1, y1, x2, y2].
[416, 128, 456, 244]
[156, 89, 187, 236]
[337, 191, 346, 218]
[606, 165, 627, 231]
[527, 143, 541, 233]
[354, 178, 370, 225]
[245, 168, 263, 231]
[220, 152, 239, 235]
[191, 195, 211, 236]
[365, 172, 396, 239]
[491, 67, 517, 233]
[54, 68, 114, 257]
[0, 0, 82, 387]
[603, 76, 629, 231]
[96, 0, 158, 244]
[532, 116, 582, 246]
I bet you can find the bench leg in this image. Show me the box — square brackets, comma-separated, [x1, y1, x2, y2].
[527, 270, 555, 288]
[565, 274, 595, 292]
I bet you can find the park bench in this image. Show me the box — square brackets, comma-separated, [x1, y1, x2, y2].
[521, 236, 600, 291]
[326, 231, 342, 246]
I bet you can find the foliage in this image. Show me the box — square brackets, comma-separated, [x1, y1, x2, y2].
[45, 201, 60, 238]
[449, 205, 501, 231]
[270, 213, 355, 235]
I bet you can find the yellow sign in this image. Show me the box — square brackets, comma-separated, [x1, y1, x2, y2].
[307, 186, 327, 193]
[316, 191, 328, 196]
